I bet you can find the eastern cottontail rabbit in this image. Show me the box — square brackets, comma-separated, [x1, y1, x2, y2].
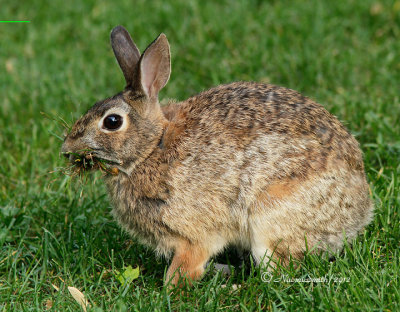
[61, 25, 374, 286]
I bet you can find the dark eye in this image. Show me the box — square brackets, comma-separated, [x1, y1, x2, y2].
[103, 114, 123, 130]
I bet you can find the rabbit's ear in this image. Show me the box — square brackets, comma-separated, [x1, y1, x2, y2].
[138, 33, 171, 100]
[110, 25, 141, 86]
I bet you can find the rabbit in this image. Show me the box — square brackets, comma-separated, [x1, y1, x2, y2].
[61, 25, 374, 286]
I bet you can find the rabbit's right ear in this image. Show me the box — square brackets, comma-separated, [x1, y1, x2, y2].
[110, 25, 141, 86]
[137, 33, 171, 100]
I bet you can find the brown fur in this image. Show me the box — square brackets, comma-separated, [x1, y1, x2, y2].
[61, 26, 374, 287]
[263, 175, 306, 201]
[161, 109, 188, 149]
[166, 240, 209, 286]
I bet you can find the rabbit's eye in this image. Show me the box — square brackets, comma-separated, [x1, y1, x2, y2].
[103, 114, 123, 130]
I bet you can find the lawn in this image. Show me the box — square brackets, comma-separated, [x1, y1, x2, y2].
[0, 0, 399, 311]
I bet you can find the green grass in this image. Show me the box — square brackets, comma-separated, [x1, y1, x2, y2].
[1, 0, 399, 310]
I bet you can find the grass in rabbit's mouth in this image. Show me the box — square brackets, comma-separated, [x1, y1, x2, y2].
[62, 151, 118, 176]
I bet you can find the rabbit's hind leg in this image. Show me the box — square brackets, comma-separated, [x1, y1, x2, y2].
[249, 228, 277, 269]
[248, 187, 303, 268]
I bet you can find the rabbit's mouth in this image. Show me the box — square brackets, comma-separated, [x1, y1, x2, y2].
[62, 151, 120, 174]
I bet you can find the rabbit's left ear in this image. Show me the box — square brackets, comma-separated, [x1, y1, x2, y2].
[138, 33, 171, 100]
[111, 25, 141, 86]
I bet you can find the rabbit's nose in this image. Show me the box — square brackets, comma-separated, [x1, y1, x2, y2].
[61, 140, 74, 159]
[62, 152, 72, 160]
[62, 152, 79, 163]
